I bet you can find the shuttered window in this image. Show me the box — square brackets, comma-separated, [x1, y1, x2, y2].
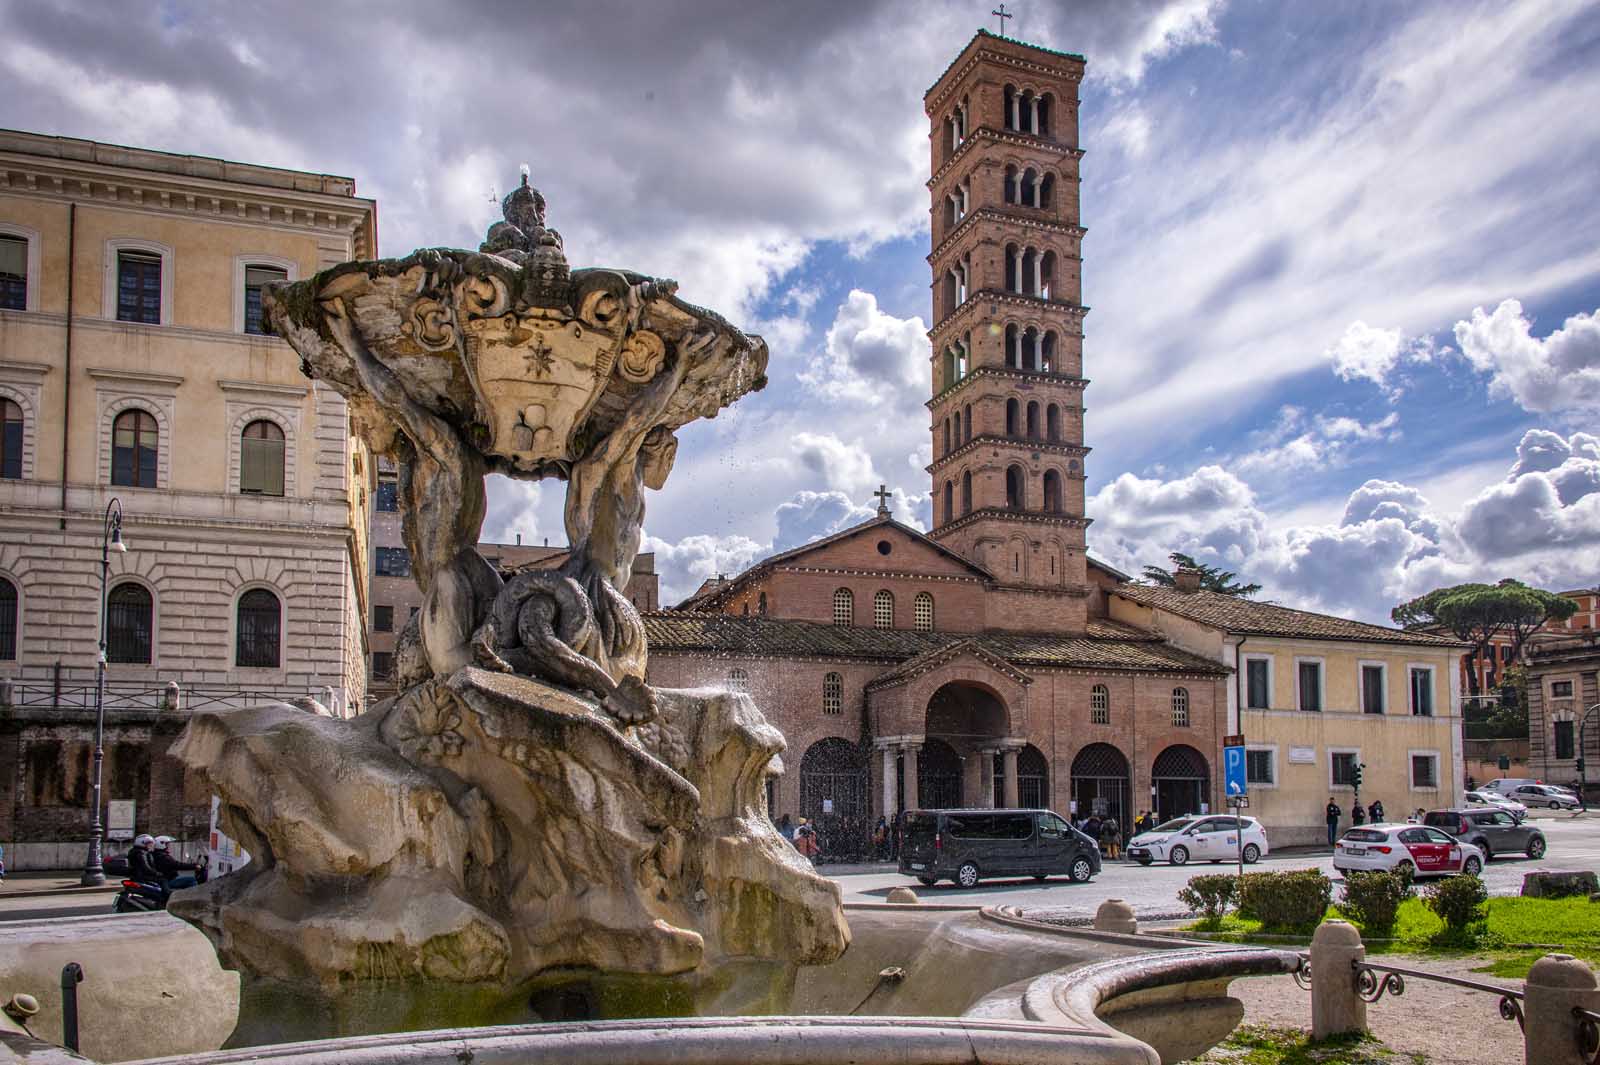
[116, 251, 162, 323]
[240, 419, 285, 495]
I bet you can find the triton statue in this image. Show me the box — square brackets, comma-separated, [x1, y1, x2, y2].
[168, 176, 847, 1027]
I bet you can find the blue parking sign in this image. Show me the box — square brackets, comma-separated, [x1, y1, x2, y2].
[1224, 745, 1248, 797]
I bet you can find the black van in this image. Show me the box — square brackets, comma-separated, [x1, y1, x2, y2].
[898, 808, 1101, 888]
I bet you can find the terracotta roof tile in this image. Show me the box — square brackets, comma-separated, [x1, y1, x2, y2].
[1111, 585, 1466, 647]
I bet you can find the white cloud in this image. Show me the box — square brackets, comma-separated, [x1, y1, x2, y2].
[1324, 320, 1432, 394]
[799, 289, 928, 405]
[642, 532, 766, 607]
[1453, 299, 1600, 414]
[1102, 104, 1153, 158]
[1228, 408, 1400, 479]
[788, 432, 884, 497]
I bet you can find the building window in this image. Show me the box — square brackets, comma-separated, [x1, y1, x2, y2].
[0, 234, 25, 310]
[1005, 465, 1025, 509]
[375, 547, 412, 577]
[235, 588, 281, 668]
[914, 592, 934, 632]
[822, 672, 843, 715]
[1361, 664, 1385, 715]
[372, 652, 394, 679]
[240, 419, 286, 495]
[1409, 667, 1434, 717]
[1555, 720, 1576, 759]
[1552, 680, 1575, 698]
[1298, 660, 1323, 712]
[375, 479, 398, 512]
[727, 668, 749, 692]
[874, 590, 894, 629]
[1410, 753, 1438, 789]
[1246, 749, 1274, 785]
[1090, 684, 1109, 724]
[243, 264, 288, 335]
[832, 587, 853, 626]
[0, 576, 15, 660]
[758, 591, 768, 614]
[374, 605, 394, 632]
[1245, 658, 1270, 709]
[106, 582, 153, 664]
[0, 398, 21, 479]
[1171, 687, 1189, 727]
[1331, 751, 1360, 788]
[111, 409, 159, 487]
[116, 251, 163, 324]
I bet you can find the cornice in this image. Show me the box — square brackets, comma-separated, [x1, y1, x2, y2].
[926, 45, 1085, 112]
[930, 291, 1088, 343]
[926, 434, 1090, 474]
[86, 367, 184, 389]
[928, 127, 1085, 189]
[218, 378, 310, 399]
[779, 565, 985, 585]
[0, 359, 50, 377]
[927, 366, 1089, 410]
[929, 207, 1086, 265]
[9, 311, 301, 350]
[929, 507, 1093, 537]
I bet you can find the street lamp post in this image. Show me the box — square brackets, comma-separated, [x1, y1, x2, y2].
[81, 497, 127, 887]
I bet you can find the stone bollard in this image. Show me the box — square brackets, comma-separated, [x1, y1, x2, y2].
[0, 675, 13, 708]
[1094, 898, 1137, 934]
[162, 680, 181, 711]
[886, 886, 919, 905]
[1522, 953, 1600, 1065]
[1311, 919, 1366, 1039]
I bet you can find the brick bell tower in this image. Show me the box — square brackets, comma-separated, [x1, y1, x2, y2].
[923, 31, 1092, 630]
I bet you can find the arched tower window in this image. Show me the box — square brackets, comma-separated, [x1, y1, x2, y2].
[942, 417, 952, 455]
[1038, 94, 1052, 137]
[832, 588, 854, 627]
[107, 582, 153, 664]
[873, 590, 894, 630]
[962, 403, 973, 443]
[914, 592, 934, 632]
[1005, 243, 1019, 292]
[1172, 687, 1190, 727]
[943, 480, 954, 524]
[1021, 167, 1038, 207]
[1026, 401, 1040, 439]
[236, 587, 282, 668]
[1091, 684, 1110, 724]
[961, 470, 973, 515]
[1042, 330, 1057, 373]
[1040, 250, 1057, 300]
[1046, 403, 1061, 442]
[822, 672, 843, 715]
[728, 668, 749, 692]
[1004, 165, 1019, 205]
[1043, 469, 1063, 513]
[1004, 84, 1017, 130]
[1040, 172, 1055, 209]
[1005, 397, 1019, 436]
[1005, 465, 1025, 509]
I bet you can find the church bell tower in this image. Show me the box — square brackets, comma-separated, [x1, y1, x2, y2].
[924, 31, 1092, 616]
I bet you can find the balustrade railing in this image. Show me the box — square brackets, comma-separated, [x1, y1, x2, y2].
[1349, 958, 1525, 1028]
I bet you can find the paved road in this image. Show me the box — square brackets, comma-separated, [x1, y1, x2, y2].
[0, 891, 118, 922]
[830, 813, 1600, 917]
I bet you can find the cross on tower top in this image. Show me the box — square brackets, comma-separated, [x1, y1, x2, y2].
[873, 484, 893, 517]
[991, 3, 1013, 34]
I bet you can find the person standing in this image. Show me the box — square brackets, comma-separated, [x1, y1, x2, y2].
[1351, 801, 1366, 826]
[1101, 817, 1122, 861]
[1368, 799, 1385, 824]
[1325, 798, 1341, 846]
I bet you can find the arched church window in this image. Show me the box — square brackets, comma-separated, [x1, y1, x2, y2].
[1040, 172, 1055, 209]
[822, 672, 843, 715]
[1026, 401, 1040, 439]
[758, 592, 768, 614]
[1091, 684, 1110, 724]
[963, 404, 973, 444]
[1005, 465, 1025, 509]
[873, 590, 894, 630]
[832, 588, 854, 627]
[1004, 165, 1018, 205]
[943, 480, 953, 524]
[961, 470, 972, 515]
[1043, 469, 1063, 513]
[1172, 687, 1190, 727]
[1047, 404, 1061, 442]
[914, 592, 934, 632]
[1005, 398, 1019, 437]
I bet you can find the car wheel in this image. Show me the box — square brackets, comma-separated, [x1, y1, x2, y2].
[1242, 843, 1261, 864]
[917, 877, 937, 887]
[1527, 836, 1546, 859]
[1463, 855, 1483, 876]
[1474, 840, 1492, 861]
[1137, 857, 1153, 866]
[956, 862, 981, 889]
[1169, 846, 1189, 866]
[1069, 857, 1094, 883]
[112, 895, 129, 914]
[1396, 859, 1415, 877]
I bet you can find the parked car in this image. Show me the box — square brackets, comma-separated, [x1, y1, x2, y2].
[1465, 790, 1528, 817]
[898, 808, 1102, 888]
[1422, 808, 1546, 860]
[1510, 784, 1582, 810]
[1126, 814, 1270, 867]
[1333, 824, 1484, 878]
[1483, 778, 1541, 795]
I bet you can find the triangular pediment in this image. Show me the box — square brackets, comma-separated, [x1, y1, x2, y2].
[866, 636, 1032, 693]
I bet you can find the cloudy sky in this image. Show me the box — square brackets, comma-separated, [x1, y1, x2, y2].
[9, 0, 1597, 621]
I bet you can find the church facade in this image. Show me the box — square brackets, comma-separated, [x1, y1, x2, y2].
[644, 33, 1234, 851]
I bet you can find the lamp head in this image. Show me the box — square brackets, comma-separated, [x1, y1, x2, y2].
[110, 526, 127, 553]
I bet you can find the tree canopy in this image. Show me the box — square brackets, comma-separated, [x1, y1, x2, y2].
[1140, 552, 1262, 598]
[1391, 579, 1579, 696]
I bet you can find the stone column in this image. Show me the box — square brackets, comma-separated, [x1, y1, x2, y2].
[1310, 920, 1366, 1040]
[903, 744, 920, 812]
[1523, 953, 1600, 1065]
[978, 749, 996, 809]
[1003, 747, 1020, 808]
[880, 745, 898, 819]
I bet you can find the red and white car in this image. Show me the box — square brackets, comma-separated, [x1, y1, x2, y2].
[1333, 823, 1484, 878]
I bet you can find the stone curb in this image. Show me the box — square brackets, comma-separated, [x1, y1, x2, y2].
[1, 882, 122, 900]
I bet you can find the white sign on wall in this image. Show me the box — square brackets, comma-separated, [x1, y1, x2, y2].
[107, 800, 136, 841]
[1288, 746, 1317, 764]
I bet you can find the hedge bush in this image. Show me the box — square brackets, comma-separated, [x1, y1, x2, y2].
[1425, 874, 1488, 939]
[1235, 869, 1332, 932]
[1338, 870, 1414, 936]
[1178, 874, 1238, 924]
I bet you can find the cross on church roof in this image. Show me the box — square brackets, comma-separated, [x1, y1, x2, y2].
[991, 3, 1013, 34]
[873, 484, 893, 517]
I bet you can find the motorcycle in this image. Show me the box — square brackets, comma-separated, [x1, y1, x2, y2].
[111, 856, 209, 913]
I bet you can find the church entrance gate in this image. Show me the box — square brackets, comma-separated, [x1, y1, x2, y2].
[799, 737, 870, 860]
[1070, 742, 1130, 833]
[1152, 744, 1210, 824]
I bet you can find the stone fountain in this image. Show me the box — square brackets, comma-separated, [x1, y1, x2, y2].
[165, 175, 849, 1033]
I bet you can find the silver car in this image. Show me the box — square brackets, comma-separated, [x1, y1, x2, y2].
[1423, 808, 1547, 860]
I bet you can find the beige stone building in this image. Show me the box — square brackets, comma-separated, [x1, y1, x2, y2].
[1110, 579, 1467, 845]
[0, 129, 376, 863]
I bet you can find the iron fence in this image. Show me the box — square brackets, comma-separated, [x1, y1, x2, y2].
[1346, 958, 1525, 1028]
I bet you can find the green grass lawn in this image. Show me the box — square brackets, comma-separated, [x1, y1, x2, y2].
[1194, 1024, 1424, 1063]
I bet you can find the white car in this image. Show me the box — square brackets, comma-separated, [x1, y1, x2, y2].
[1334, 824, 1484, 878]
[1510, 784, 1583, 810]
[1127, 814, 1269, 866]
[1465, 790, 1528, 817]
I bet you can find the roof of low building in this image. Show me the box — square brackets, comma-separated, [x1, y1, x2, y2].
[642, 611, 1230, 677]
[1111, 585, 1466, 647]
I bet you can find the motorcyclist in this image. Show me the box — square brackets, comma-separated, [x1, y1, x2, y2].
[151, 836, 202, 890]
[126, 834, 162, 885]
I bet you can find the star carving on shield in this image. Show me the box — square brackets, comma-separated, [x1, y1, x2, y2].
[522, 331, 555, 377]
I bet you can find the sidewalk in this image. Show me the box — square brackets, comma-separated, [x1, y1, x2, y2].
[0, 870, 123, 900]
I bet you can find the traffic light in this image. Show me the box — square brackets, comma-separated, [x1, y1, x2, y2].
[1352, 763, 1364, 790]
